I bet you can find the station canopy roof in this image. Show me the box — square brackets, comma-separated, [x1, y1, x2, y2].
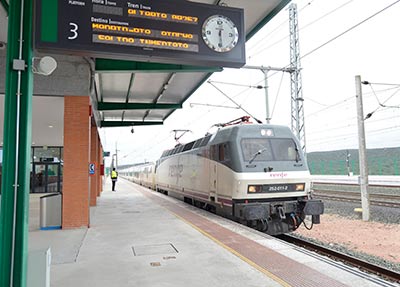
[0, 0, 290, 128]
[93, 0, 292, 128]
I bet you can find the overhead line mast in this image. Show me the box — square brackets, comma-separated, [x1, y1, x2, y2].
[289, 3, 306, 155]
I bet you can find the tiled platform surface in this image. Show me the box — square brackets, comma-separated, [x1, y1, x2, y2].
[28, 179, 397, 287]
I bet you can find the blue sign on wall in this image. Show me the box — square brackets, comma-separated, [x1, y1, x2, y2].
[89, 163, 95, 175]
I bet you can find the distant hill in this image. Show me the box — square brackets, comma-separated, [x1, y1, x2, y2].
[307, 147, 400, 175]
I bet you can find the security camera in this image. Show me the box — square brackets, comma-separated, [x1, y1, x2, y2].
[131, 128, 134, 134]
[37, 56, 57, 75]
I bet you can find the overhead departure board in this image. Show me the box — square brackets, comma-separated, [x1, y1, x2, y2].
[34, 0, 245, 68]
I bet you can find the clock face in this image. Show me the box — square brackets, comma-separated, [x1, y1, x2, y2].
[202, 15, 239, 53]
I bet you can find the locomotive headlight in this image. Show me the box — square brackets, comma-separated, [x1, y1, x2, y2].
[261, 129, 274, 136]
[248, 185, 262, 193]
[295, 183, 305, 191]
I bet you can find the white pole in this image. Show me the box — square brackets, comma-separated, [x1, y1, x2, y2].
[262, 70, 270, 124]
[355, 75, 370, 221]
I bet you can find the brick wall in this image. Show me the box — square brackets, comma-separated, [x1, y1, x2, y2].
[99, 142, 103, 196]
[63, 96, 90, 228]
[98, 136, 103, 197]
[90, 124, 98, 206]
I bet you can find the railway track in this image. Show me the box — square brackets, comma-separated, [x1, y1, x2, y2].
[278, 234, 400, 285]
[312, 190, 400, 208]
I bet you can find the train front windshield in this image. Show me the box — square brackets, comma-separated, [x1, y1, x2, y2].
[241, 138, 299, 162]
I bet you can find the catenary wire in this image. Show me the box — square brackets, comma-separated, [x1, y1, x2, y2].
[307, 113, 400, 137]
[260, 0, 400, 79]
[249, 0, 356, 59]
[119, 1, 400, 162]
[301, 0, 400, 59]
[120, 81, 259, 161]
[306, 96, 354, 117]
[270, 71, 286, 120]
[247, 0, 318, 55]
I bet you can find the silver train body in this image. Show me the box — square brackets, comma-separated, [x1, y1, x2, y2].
[120, 162, 156, 190]
[123, 124, 324, 235]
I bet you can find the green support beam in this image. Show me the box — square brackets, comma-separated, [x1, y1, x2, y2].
[0, 0, 9, 14]
[97, 102, 182, 111]
[95, 58, 223, 73]
[101, 121, 163, 127]
[124, 74, 135, 104]
[0, 0, 34, 286]
[121, 73, 135, 121]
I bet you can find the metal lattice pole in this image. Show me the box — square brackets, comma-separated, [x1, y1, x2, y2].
[289, 3, 306, 155]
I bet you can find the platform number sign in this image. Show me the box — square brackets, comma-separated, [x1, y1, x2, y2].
[89, 163, 95, 175]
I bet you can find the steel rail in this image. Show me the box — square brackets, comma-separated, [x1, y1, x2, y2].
[313, 190, 400, 208]
[278, 234, 400, 284]
[312, 180, 400, 188]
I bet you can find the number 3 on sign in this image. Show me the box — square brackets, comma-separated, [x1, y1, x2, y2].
[68, 23, 78, 40]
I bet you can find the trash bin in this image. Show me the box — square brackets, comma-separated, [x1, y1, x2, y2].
[40, 193, 62, 230]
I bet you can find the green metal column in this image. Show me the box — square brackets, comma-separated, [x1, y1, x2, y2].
[0, 0, 33, 286]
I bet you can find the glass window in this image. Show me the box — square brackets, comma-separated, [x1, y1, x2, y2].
[210, 145, 218, 160]
[219, 144, 225, 161]
[183, 141, 195, 152]
[241, 138, 298, 162]
[33, 147, 62, 163]
[272, 138, 298, 161]
[193, 139, 203, 149]
[241, 139, 273, 162]
[200, 135, 212, 147]
[31, 147, 63, 193]
[218, 143, 231, 162]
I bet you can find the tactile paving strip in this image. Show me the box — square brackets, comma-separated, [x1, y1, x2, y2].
[140, 189, 349, 287]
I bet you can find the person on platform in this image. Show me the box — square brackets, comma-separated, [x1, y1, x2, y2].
[111, 168, 118, 192]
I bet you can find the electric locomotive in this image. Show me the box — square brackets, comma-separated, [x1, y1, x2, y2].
[155, 119, 324, 235]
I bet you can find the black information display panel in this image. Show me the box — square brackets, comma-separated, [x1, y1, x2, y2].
[34, 0, 245, 68]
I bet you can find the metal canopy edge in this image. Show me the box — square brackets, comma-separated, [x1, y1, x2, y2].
[95, 59, 223, 73]
[101, 121, 164, 127]
[98, 102, 182, 111]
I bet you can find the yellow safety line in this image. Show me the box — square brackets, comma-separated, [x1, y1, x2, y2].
[171, 212, 292, 287]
